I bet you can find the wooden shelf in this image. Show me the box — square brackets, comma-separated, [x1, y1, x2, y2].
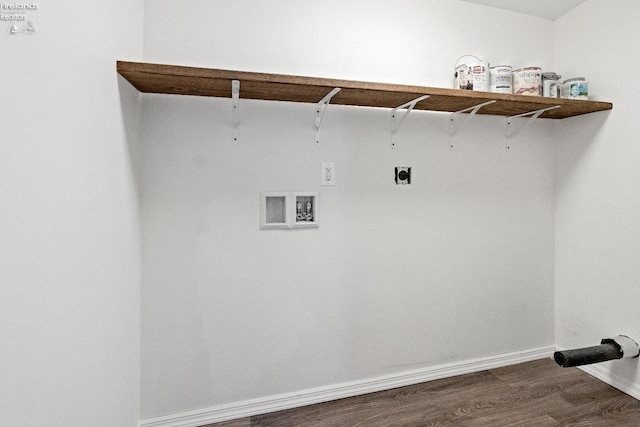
[117, 61, 612, 120]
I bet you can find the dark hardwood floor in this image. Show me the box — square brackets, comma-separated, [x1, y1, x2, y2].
[204, 358, 640, 426]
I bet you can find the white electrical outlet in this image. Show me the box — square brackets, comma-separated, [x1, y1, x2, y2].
[321, 162, 335, 186]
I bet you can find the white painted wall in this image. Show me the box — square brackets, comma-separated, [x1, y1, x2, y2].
[143, 0, 554, 86]
[0, 1, 143, 426]
[554, 0, 640, 389]
[141, 0, 556, 419]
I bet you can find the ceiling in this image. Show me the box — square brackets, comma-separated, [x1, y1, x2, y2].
[458, 0, 587, 20]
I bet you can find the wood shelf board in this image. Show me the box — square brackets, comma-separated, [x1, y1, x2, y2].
[117, 61, 612, 119]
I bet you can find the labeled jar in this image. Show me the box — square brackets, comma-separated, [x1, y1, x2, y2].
[560, 77, 589, 100]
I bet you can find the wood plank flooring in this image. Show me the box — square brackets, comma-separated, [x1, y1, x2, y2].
[204, 359, 640, 426]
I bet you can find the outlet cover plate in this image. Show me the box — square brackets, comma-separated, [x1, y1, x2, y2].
[321, 162, 335, 186]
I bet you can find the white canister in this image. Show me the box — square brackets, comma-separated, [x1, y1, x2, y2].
[490, 65, 513, 94]
[560, 78, 589, 100]
[513, 67, 542, 96]
[454, 61, 490, 92]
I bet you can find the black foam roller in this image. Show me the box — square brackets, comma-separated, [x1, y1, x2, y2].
[553, 342, 622, 368]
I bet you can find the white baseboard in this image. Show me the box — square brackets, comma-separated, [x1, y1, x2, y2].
[579, 363, 640, 401]
[139, 346, 555, 427]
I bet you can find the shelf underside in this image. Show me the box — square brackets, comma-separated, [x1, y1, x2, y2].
[117, 61, 612, 120]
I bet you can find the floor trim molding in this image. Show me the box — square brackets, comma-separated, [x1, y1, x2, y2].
[139, 346, 555, 427]
[579, 363, 640, 401]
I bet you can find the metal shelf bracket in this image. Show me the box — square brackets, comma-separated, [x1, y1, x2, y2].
[391, 95, 429, 148]
[448, 100, 496, 150]
[506, 105, 561, 150]
[231, 80, 240, 144]
[315, 87, 341, 145]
